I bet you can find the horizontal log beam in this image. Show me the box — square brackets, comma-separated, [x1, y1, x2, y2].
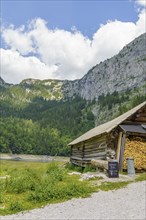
[91, 159, 108, 170]
[136, 113, 146, 117]
[84, 152, 106, 158]
[134, 117, 146, 121]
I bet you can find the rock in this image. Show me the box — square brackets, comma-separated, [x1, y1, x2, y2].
[68, 172, 81, 176]
[63, 33, 146, 101]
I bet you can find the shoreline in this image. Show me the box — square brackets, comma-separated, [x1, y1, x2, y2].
[0, 153, 69, 163]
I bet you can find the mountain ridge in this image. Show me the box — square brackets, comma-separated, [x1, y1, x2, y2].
[63, 32, 146, 100]
[0, 33, 146, 155]
[1, 33, 145, 102]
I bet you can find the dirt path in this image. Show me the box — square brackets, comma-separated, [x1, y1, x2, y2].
[1, 181, 146, 220]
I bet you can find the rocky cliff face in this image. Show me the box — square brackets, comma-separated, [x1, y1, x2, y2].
[20, 78, 64, 100]
[0, 33, 146, 102]
[0, 77, 5, 85]
[63, 33, 146, 100]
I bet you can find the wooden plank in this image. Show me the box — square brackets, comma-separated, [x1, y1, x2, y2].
[85, 140, 106, 146]
[116, 132, 122, 162]
[91, 159, 108, 170]
[119, 133, 126, 171]
[123, 121, 143, 125]
[136, 113, 146, 117]
[84, 150, 106, 155]
[82, 143, 85, 159]
[83, 156, 106, 161]
[71, 154, 83, 157]
[71, 156, 82, 160]
[134, 117, 146, 122]
[84, 152, 106, 158]
[85, 147, 107, 152]
[71, 150, 82, 153]
[84, 143, 107, 150]
[84, 149, 106, 155]
[71, 146, 72, 156]
[84, 136, 106, 145]
[126, 132, 146, 137]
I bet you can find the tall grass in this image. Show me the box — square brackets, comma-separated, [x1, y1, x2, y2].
[0, 161, 96, 215]
[0, 160, 145, 215]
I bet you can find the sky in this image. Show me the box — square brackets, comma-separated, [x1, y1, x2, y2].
[0, 0, 146, 84]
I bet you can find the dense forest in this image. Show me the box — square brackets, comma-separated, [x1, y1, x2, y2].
[0, 82, 145, 156]
[0, 95, 95, 155]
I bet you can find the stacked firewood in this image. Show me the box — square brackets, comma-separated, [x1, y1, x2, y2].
[123, 137, 146, 170]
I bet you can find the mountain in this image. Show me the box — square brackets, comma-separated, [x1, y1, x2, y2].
[63, 33, 146, 100]
[1, 33, 145, 102]
[0, 77, 5, 85]
[0, 33, 146, 156]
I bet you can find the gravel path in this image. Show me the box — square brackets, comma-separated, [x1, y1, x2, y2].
[1, 181, 146, 220]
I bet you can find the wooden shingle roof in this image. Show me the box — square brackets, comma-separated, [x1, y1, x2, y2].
[69, 101, 146, 146]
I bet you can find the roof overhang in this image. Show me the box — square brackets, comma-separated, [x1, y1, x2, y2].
[119, 124, 146, 134]
[68, 101, 146, 146]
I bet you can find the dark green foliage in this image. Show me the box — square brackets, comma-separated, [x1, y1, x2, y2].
[98, 91, 129, 110]
[0, 80, 145, 156]
[0, 95, 94, 155]
[65, 163, 96, 173]
[5, 169, 39, 193]
[98, 87, 146, 113]
[83, 165, 96, 173]
[65, 163, 83, 173]
[0, 161, 96, 214]
[9, 201, 24, 212]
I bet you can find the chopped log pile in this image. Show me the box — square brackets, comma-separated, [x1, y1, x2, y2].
[69, 102, 146, 170]
[123, 137, 146, 170]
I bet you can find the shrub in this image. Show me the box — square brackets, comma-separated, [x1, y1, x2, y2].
[83, 165, 96, 173]
[46, 162, 65, 182]
[9, 201, 24, 212]
[65, 163, 83, 172]
[5, 169, 39, 193]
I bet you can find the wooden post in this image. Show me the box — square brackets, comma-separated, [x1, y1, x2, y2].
[70, 146, 72, 156]
[82, 142, 85, 167]
[119, 132, 126, 171]
[116, 132, 122, 162]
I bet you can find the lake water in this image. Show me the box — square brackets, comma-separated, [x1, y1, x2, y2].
[0, 153, 69, 163]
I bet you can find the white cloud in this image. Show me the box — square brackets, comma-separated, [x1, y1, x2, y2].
[1, 49, 58, 84]
[91, 20, 136, 62]
[2, 26, 34, 55]
[136, 0, 146, 7]
[1, 7, 146, 84]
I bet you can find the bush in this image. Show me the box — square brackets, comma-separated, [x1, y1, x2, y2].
[65, 163, 83, 172]
[46, 162, 65, 181]
[83, 165, 96, 173]
[0, 161, 97, 215]
[9, 201, 24, 212]
[5, 169, 39, 193]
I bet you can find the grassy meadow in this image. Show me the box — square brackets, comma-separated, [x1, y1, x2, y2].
[0, 160, 146, 216]
[0, 160, 97, 215]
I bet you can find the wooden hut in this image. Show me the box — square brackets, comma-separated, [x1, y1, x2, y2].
[68, 101, 146, 170]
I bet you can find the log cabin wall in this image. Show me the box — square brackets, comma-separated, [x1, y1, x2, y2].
[70, 135, 107, 167]
[70, 103, 146, 167]
[106, 130, 119, 160]
[123, 105, 146, 124]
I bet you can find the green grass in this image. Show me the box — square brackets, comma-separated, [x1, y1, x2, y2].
[0, 160, 97, 215]
[0, 160, 145, 216]
[65, 162, 96, 173]
[98, 181, 132, 191]
[135, 173, 146, 182]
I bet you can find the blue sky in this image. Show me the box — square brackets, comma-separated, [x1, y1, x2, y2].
[1, 0, 139, 38]
[1, 0, 146, 83]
